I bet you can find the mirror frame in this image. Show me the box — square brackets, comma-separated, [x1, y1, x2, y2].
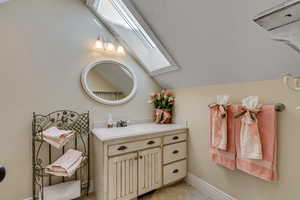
[81, 60, 138, 105]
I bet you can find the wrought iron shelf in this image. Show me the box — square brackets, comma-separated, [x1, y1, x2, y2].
[32, 110, 90, 200]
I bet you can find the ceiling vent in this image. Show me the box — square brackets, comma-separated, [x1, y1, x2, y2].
[254, 0, 300, 53]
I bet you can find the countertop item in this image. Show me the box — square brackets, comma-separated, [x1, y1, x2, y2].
[92, 123, 187, 141]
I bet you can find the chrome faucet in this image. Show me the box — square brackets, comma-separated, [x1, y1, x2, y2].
[116, 120, 128, 127]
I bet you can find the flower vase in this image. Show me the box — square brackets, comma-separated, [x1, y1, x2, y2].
[161, 110, 172, 124]
[154, 109, 164, 124]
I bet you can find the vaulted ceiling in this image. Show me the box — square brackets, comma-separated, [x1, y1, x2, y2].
[131, 0, 300, 89]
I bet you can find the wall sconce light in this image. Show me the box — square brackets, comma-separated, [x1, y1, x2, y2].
[105, 42, 116, 52]
[117, 45, 125, 55]
[95, 33, 125, 56]
[282, 73, 300, 110]
[95, 34, 104, 50]
[282, 73, 300, 91]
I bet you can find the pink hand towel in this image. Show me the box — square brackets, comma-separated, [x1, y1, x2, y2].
[41, 127, 75, 149]
[236, 105, 278, 182]
[239, 96, 263, 160]
[46, 149, 83, 177]
[209, 104, 227, 150]
[209, 95, 230, 150]
[209, 105, 237, 170]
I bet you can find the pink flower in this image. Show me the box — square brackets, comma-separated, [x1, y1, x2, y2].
[149, 93, 155, 97]
[165, 92, 173, 97]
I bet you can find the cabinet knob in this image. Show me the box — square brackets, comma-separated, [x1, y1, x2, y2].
[147, 140, 155, 145]
[0, 165, 6, 183]
[172, 169, 179, 174]
[117, 146, 127, 151]
[139, 155, 143, 159]
[173, 150, 179, 154]
[173, 136, 179, 140]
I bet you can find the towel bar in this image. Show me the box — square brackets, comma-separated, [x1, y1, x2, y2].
[275, 103, 286, 112]
[208, 102, 286, 112]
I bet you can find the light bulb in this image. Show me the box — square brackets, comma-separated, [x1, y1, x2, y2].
[95, 40, 103, 49]
[106, 43, 115, 52]
[117, 45, 125, 55]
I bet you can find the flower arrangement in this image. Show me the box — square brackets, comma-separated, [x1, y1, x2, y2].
[148, 90, 174, 124]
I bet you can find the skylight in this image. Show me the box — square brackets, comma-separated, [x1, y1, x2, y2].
[87, 0, 179, 76]
[110, 0, 157, 49]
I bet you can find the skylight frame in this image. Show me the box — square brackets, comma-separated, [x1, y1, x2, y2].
[110, 0, 157, 49]
[85, 0, 179, 76]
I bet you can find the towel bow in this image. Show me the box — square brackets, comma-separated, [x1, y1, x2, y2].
[237, 96, 263, 160]
[234, 106, 262, 121]
[209, 104, 229, 119]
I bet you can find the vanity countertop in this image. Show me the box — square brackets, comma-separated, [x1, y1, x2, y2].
[92, 123, 187, 141]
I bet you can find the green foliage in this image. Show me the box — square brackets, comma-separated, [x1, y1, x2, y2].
[148, 90, 174, 112]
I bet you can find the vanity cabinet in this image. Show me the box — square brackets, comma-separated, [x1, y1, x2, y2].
[108, 153, 138, 200]
[138, 147, 162, 195]
[92, 124, 188, 200]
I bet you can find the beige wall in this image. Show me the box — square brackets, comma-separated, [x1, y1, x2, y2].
[173, 79, 300, 200]
[0, 0, 160, 199]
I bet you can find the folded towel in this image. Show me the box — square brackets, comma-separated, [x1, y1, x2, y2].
[239, 96, 262, 160]
[42, 127, 74, 149]
[209, 95, 230, 150]
[46, 149, 83, 177]
[209, 104, 236, 170]
[40, 180, 81, 200]
[236, 105, 278, 182]
[43, 127, 73, 140]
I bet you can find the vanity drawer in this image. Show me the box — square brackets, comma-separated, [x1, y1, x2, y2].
[163, 142, 187, 164]
[108, 138, 161, 156]
[163, 160, 187, 185]
[163, 133, 187, 145]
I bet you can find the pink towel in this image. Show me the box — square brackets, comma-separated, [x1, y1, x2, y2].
[236, 105, 278, 182]
[209, 104, 228, 150]
[238, 96, 263, 160]
[46, 149, 83, 177]
[41, 127, 75, 149]
[209, 105, 237, 170]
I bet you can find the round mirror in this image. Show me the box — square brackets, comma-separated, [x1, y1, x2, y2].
[81, 60, 137, 105]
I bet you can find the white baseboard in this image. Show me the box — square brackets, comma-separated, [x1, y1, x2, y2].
[185, 173, 238, 200]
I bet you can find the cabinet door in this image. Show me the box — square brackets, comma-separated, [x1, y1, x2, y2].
[108, 153, 138, 200]
[138, 147, 162, 195]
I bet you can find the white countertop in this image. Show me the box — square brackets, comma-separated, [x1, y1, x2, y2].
[92, 123, 187, 141]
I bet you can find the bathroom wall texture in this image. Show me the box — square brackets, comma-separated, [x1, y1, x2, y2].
[0, 0, 160, 199]
[173, 79, 300, 200]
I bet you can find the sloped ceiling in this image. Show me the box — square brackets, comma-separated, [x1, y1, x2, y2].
[131, 0, 300, 89]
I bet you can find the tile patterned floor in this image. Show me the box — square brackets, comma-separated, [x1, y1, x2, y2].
[84, 182, 210, 200]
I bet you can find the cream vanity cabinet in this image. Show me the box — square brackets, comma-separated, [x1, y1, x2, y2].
[92, 124, 188, 200]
